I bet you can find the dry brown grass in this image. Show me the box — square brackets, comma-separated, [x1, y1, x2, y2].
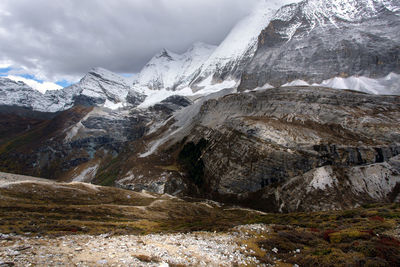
[0, 178, 399, 266]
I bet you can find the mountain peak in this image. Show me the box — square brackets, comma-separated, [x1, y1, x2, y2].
[190, 0, 288, 85]
[155, 49, 174, 61]
[273, 0, 400, 24]
[89, 67, 113, 75]
[87, 67, 121, 79]
[187, 42, 215, 52]
[0, 77, 29, 88]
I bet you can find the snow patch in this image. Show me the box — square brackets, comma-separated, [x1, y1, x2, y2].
[192, 76, 238, 95]
[314, 73, 400, 95]
[64, 110, 94, 142]
[72, 164, 99, 182]
[103, 99, 124, 110]
[6, 75, 62, 93]
[282, 79, 310, 87]
[246, 83, 274, 92]
[281, 73, 400, 95]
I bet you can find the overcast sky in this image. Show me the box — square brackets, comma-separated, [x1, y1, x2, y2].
[0, 0, 266, 89]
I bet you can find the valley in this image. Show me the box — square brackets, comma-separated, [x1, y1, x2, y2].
[0, 0, 399, 266]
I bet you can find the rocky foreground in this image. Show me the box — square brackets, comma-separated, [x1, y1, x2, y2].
[1, 172, 400, 266]
[0, 225, 270, 266]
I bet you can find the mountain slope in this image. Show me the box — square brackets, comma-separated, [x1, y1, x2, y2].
[190, 0, 286, 89]
[131, 86, 400, 211]
[0, 78, 58, 112]
[134, 43, 216, 92]
[239, 0, 400, 91]
[0, 68, 146, 112]
[134, 1, 295, 94]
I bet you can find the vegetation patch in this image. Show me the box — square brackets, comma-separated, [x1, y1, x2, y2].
[93, 155, 121, 186]
[0, 176, 399, 266]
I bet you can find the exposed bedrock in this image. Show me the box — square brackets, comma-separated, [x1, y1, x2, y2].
[176, 87, 400, 211]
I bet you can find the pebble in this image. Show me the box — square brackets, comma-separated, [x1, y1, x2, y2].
[7, 250, 20, 256]
[0, 225, 271, 266]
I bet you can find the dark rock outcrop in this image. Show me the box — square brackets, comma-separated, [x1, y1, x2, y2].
[150, 95, 192, 115]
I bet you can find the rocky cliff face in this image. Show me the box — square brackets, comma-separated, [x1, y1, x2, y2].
[151, 87, 400, 211]
[239, 0, 400, 91]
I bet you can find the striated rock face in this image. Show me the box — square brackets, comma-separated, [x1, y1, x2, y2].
[173, 87, 400, 211]
[248, 157, 400, 212]
[239, 0, 400, 90]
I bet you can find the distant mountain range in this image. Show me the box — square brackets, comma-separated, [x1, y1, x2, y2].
[1, 0, 399, 113]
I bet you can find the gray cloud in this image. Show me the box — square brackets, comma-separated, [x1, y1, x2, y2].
[0, 0, 261, 81]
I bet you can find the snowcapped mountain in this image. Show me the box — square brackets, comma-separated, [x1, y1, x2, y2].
[239, 0, 400, 91]
[281, 0, 400, 23]
[190, 0, 287, 89]
[61, 67, 145, 109]
[0, 68, 146, 112]
[134, 42, 216, 92]
[0, 78, 53, 112]
[2, 0, 400, 114]
[75, 67, 133, 103]
[134, 0, 294, 93]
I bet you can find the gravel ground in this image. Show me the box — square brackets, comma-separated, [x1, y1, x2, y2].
[0, 225, 274, 267]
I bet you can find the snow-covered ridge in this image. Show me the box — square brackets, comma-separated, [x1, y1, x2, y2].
[274, 0, 400, 23]
[281, 72, 400, 95]
[0, 68, 145, 112]
[0, 78, 52, 112]
[2, 0, 400, 113]
[270, 0, 400, 42]
[191, 0, 285, 86]
[135, 1, 296, 93]
[74, 67, 133, 103]
[134, 42, 217, 92]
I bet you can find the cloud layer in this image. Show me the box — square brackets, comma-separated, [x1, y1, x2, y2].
[0, 0, 261, 83]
